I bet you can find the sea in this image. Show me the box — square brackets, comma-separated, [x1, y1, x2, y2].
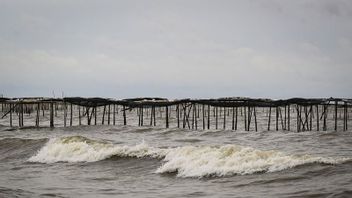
[0, 108, 351, 197]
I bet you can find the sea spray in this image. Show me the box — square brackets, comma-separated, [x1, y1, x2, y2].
[155, 145, 345, 177]
[28, 136, 349, 178]
[28, 136, 166, 163]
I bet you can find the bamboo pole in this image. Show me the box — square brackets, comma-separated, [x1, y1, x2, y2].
[50, 102, 54, 128]
[166, 106, 169, 128]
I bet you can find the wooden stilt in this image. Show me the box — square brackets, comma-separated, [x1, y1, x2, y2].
[36, 103, 40, 127]
[276, 106, 279, 131]
[316, 105, 319, 131]
[232, 107, 235, 130]
[63, 102, 67, 127]
[50, 102, 54, 128]
[284, 106, 287, 130]
[223, 107, 226, 130]
[113, 105, 116, 125]
[94, 107, 97, 125]
[102, 105, 106, 125]
[87, 107, 91, 125]
[10, 104, 12, 127]
[323, 105, 327, 131]
[177, 104, 180, 128]
[288, 105, 290, 131]
[70, 104, 73, 126]
[123, 105, 127, 125]
[335, 101, 338, 131]
[235, 107, 238, 130]
[166, 106, 169, 128]
[254, 107, 257, 132]
[207, 105, 210, 129]
[309, 105, 313, 131]
[215, 107, 218, 129]
[195, 105, 198, 130]
[191, 104, 195, 129]
[108, 104, 111, 125]
[202, 104, 205, 130]
[153, 106, 156, 126]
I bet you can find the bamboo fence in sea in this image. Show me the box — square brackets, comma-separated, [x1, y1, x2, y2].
[0, 97, 351, 132]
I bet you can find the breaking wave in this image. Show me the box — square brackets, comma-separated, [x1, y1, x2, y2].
[28, 136, 349, 178]
[28, 136, 166, 163]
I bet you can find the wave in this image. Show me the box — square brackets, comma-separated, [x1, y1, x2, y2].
[0, 138, 48, 161]
[28, 136, 349, 178]
[0, 138, 48, 153]
[28, 136, 166, 163]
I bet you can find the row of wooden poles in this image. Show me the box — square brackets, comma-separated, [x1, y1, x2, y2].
[0, 101, 350, 132]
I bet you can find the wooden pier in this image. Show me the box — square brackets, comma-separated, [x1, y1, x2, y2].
[0, 97, 351, 132]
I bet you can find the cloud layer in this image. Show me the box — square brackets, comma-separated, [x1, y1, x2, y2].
[0, 0, 351, 98]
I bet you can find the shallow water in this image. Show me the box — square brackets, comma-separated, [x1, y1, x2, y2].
[0, 109, 352, 197]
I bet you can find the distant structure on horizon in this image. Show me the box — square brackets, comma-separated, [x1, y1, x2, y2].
[0, 96, 351, 132]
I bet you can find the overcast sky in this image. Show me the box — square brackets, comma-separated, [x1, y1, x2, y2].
[0, 0, 351, 99]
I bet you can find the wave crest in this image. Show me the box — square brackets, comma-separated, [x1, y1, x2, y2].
[28, 136, 349, 178]
[156, 145, 346, 177]
[28, 136, 166, 163]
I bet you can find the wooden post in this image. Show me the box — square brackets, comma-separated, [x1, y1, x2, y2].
[323, 105, 327, 131]
[123, 105, 127, 125]
[284, 106, 287, 130]
[248, 106, 251, 131]
[166, 106, 169, 128]
[195, 105, 197, 130]
[235, 107, 238, 130]
[55, 103, 57, 117]
[309, 105, 313, 131]
[108, 104, 111, 125]
[288, 105, 290, 131]
[78, 106, 81, 125]
[113, 105, 116, 125]
[36, 103, 40, 127]
[153, 106, 156, 126]
[296, 106, 299, 132]
[207, 105, 210, 129]
[223, 107, 226, 130]
[42, 104, 45, 117]
[191, 104, 195, 129]
[63, 102, 67, 127]
[276, 106, 279, 131]
[102, 105, 106, 125]
[316, 105, 319, 131]
[232, 107, 235, 130]
[10, 103, 12, 127]
[202, 104, 205, 130]
[215, 107, 218, 129]
[177, 104, 180, 128]
[343, 102, 346, 131]
[346, 103, 348, 131]
[50, 102, 54, 128]
[94, 107, 97, 125]
[70, 104, 73, 126]
[87, 107, 91, 125]
[244, 107, 247, 131]
[254, 107, 257, 132]
[18, 103, 21, 127]
[335, 101, 338, 131]
[21, 103, 24, 127]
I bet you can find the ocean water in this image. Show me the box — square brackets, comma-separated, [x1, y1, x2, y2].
[0, 108, 352, 197]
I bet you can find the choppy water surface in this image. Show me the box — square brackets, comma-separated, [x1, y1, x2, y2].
[1, 117, 352, 197]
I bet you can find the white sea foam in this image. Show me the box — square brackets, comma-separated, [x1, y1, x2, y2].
[155, 145, 346, 177]
[28, 136, 349, 178]
[28, 136, 166, 163]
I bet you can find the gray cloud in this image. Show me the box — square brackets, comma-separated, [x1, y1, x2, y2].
[0, 0, 351, 98]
